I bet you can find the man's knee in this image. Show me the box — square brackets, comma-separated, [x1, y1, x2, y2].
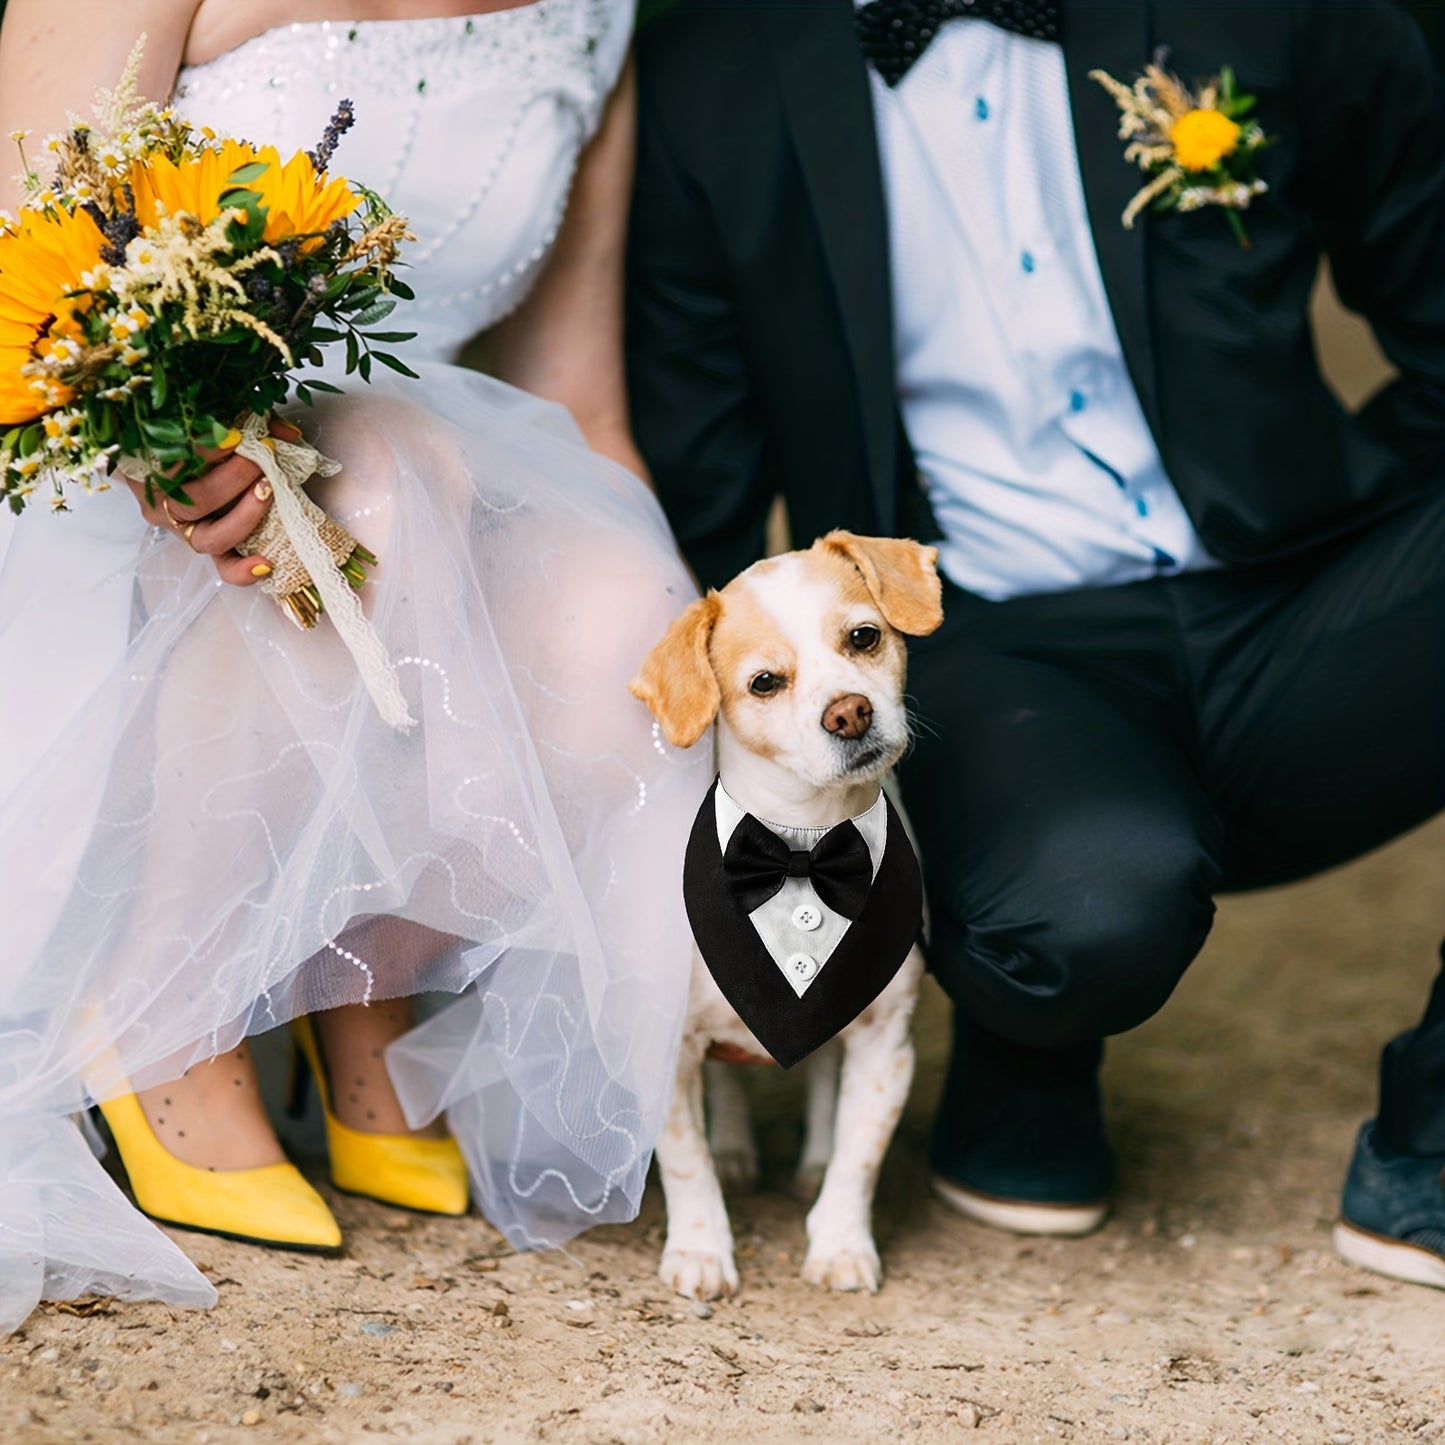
[929, 831, 1217, 1048]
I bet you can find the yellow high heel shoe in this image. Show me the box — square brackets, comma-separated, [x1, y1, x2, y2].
[290, 1015, 470, 1217]
[97, 1092, 342, 1253]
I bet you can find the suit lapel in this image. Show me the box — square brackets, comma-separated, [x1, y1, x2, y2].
[764, 0, 900, 532]
[1063, 0, 1161, 438]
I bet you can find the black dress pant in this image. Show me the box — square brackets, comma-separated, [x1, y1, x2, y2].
[898, 484, 1445, 1155]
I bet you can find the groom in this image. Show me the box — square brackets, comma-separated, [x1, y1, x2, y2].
[625, 0, 1445, 1287]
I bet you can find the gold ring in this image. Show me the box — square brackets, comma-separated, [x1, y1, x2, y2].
[160, 499, 199, 550]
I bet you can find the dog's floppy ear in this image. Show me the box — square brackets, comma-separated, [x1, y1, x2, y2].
[629, 592, 724, 748]
[819, 531, 944, 637]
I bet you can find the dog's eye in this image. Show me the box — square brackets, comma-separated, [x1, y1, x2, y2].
[847, 625, 882, 653]
[749, 671, 784, 697]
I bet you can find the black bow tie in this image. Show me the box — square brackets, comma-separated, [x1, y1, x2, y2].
[856, 0, 1062, 87]
[722, 813, 874, 920]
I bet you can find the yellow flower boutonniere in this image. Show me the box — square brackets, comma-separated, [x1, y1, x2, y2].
[1089, 63, 1270, 248]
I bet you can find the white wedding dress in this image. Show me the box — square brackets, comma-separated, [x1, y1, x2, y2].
[0, 0, 711, 1333]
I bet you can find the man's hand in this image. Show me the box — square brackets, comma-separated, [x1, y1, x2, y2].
[124, 418, 301, 586]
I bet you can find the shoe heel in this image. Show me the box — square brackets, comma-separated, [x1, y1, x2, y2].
[291, 1014, 470, 1217]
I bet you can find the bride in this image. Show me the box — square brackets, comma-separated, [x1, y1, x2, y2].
[0, 0, 710, 1332]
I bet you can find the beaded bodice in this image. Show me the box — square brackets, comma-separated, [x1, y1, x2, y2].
[173, 1, 630, 362]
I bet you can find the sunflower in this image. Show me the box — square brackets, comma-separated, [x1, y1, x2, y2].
[130, 140, 360, 247]
[0, 205, 107, 423]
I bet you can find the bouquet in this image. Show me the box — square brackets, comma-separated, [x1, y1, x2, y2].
[1090, 63, 1270, 248]
[0, 44, 418, 726]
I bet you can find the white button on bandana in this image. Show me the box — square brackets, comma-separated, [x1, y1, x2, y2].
[786, 953, 819, 982]
[791, 903, 823, 932]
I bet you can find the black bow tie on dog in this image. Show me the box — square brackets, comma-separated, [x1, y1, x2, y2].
[855, 0, 1062, 87]
[722, 813, 874, 920]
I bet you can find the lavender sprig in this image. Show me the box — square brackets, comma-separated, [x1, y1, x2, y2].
[307, 100, 355, 174]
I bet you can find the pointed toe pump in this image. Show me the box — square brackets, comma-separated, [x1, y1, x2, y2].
[98, 1091, 343, 1253]
[290, 1015, 470, 1217]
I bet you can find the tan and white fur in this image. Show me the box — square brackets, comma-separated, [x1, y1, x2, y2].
[630, 531, 943, 1300]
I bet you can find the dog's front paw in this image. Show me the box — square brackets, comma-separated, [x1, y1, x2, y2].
[660, 1247, 740, 1302]
[802, 1236, 882, 1293]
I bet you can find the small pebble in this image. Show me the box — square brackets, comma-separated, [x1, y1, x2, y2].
[360, 1320, 394, 1337]
[957, 1403, 981, 1428]
[337, 1382, 363, 1398]
[793, 1397, 825, 1413]
[240, 1409, 262, 1427]
[690, 1301, 713, 1319]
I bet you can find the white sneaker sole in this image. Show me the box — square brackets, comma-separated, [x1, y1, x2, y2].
[930, 1173, 1109, 1237]
[1332, 1221, 1445, 1290]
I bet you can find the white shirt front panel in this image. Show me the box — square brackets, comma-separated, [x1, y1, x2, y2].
[714, 783, 887, 998]
[865, 17, 1215, 599]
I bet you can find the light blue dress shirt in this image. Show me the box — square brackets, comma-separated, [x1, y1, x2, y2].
[864, 16, 1215, 599]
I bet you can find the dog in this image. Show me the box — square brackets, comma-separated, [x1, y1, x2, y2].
[629, 530, 943, 1300]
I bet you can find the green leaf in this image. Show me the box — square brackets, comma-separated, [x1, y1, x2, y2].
[354, 298, 396, 327]
[372, 351, 419, 379]
[150, 363, 169, 410]
[358, 351, 372, 383]
[1219, 65, 1236, 102]
[305, 379, 344, 394]
[227, 160, 271, 185]
[304, 327, 347, 346]
[388, 278, 415, 301]
[361, 330, 415, 343]
[345, 329, 360, 374]
[140, 417, 188, 444]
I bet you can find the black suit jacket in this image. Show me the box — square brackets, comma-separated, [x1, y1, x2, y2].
[626, 1, 1445, 590]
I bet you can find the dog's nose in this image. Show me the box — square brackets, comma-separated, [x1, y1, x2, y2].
[822, 693, 872, 740]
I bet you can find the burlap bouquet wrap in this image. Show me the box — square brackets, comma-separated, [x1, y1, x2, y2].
[127, 411, 416, 731]
[234, 491, 357, 607]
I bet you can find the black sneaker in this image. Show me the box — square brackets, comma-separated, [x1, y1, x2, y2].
[929, 1027, 1113, 1237]
[1334, 1120, 1445, 1290]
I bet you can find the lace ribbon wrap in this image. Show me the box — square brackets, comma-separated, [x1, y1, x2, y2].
[122, 412, 417, 732]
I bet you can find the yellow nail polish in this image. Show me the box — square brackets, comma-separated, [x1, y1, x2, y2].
[219, 428, 243, 450]
[251, 563, 272, 578]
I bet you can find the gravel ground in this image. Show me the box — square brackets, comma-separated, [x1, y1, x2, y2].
[4, 817, 1444, 1444]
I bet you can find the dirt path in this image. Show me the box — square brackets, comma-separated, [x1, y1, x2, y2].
[5, 820, 1444, 1444]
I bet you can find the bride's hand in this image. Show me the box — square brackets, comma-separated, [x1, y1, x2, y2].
[124, 419, 302, 587]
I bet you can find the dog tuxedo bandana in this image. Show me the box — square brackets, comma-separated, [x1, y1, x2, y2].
[683, 778, 923, 1067]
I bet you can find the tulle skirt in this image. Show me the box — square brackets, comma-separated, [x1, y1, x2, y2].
[0, 363, 711, 1333]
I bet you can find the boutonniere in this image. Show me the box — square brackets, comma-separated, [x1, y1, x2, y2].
[1089, 62, 1270, 248]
